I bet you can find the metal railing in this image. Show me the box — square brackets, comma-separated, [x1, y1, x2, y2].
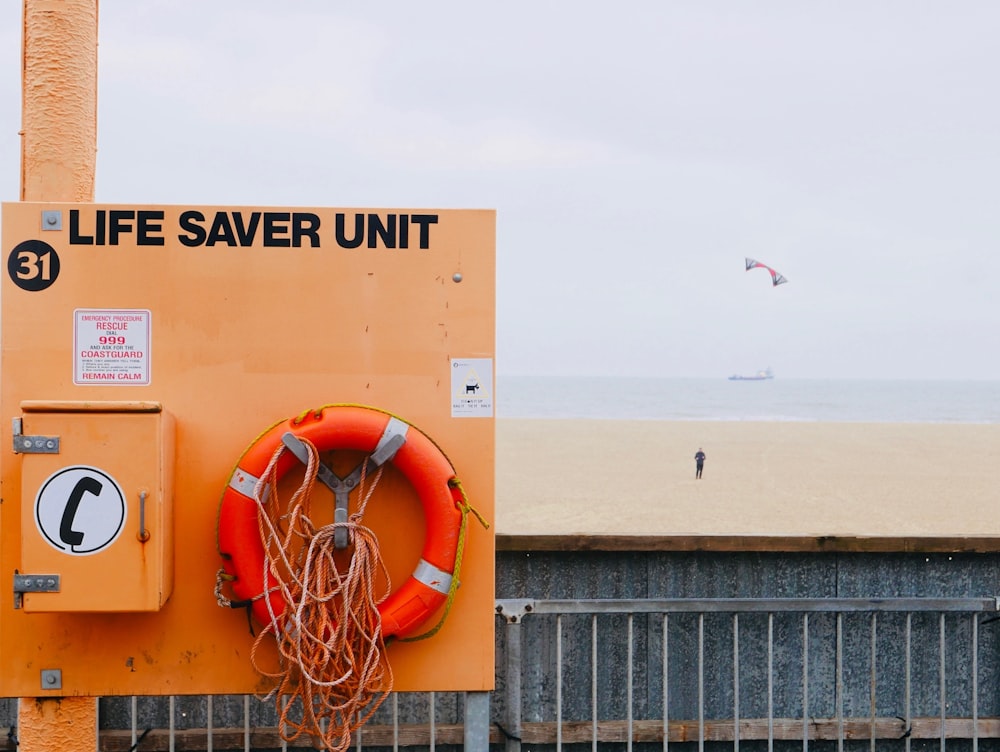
[93, 692, 490, 751]
[5, 597, 999, 750]
[494, 597, 1000, 752]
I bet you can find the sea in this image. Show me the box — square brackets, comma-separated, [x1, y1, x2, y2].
[496, 376, 1000, 424]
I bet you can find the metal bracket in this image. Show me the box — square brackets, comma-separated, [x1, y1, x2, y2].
[13, 573, 61, 609]
[371, 419, 408, 465]
[495, 599, 536, 624]
[12, 417, 60, 454]
[40, 669, 62, 690]
[281, 429, 406, 550]
[41, 210, 62, 231]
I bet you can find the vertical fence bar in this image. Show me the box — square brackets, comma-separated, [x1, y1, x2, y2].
[972, 614, 979, 752]
[698, 613, 705, 752]
[592, 614, 598, 752]
[207, 695, 213, 752]
[392, 694, 399, 752]
[465, 692, 490, 752]
[130, 696, 138, 751]
[169, 695, 176, 752]
[280, 695, 289, 752]
[243, 694, 250, 752]
[556, 614, 563, 752]
[767, 613, 774, 752]
[802, 613, 809, 752]
[733, 613, 740, 752]
[429, 691, 436, 752]
[905, 614, 912, 752]
[505, 620, 522, 752]
[939, 614, 946, 752]
[836, 613, 844, 752]
[627, 614, 634, 752]
[663, 613, 669, 752]
[869, 612, 877, 752]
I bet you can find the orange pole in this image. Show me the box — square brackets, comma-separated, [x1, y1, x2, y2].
[17, 698, 99, 751]
[18, 0, 99, 748]
[20, 0, 98, 202]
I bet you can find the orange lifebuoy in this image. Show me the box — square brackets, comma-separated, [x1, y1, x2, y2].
[217, 404, 464, 638]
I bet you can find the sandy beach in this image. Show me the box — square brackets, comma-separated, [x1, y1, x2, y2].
[495, 419, 1000, 542]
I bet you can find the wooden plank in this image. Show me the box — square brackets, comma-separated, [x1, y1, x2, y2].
[97, 717, 1000, 750]
[497, 533, 1000, 553]
[517, 717, 1000, 743]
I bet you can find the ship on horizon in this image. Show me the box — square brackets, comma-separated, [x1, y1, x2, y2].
[728, 366, 774, 381]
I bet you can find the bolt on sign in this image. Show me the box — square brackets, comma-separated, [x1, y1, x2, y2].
[0, 202, 496, 698]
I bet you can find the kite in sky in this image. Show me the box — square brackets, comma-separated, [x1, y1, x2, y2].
[745, 257, 788, 287]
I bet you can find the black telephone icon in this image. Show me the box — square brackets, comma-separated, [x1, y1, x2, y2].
[60, 476, 103, 548]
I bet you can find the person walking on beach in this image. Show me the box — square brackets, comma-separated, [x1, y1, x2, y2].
[694, 448, 706, 479]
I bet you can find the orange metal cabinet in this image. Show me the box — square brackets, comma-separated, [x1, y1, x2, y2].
[15, 401, 175, 612]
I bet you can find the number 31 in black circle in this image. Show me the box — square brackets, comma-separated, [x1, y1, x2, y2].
[7, 239, 61, 291]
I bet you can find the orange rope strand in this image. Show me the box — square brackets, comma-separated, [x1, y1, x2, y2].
[249, 438, 393, 752]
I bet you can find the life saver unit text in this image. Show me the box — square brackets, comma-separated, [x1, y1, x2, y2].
[66, 210, 440, 249]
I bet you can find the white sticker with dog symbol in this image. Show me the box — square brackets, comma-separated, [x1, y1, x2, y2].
[451, 358, 493, 417]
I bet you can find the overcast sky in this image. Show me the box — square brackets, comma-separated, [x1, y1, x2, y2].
[2, 2, 998, 380]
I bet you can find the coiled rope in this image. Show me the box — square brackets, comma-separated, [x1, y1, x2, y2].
[249, 436, 392, 752]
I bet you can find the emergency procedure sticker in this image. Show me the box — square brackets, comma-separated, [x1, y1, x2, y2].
[451, 357, 493, 418]
[73, 309, 151, 385]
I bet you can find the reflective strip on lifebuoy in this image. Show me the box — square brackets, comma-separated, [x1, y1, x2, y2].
[216, 404, 463, 638]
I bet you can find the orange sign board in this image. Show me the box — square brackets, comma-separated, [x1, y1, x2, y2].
[0, 202, 496, 697]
